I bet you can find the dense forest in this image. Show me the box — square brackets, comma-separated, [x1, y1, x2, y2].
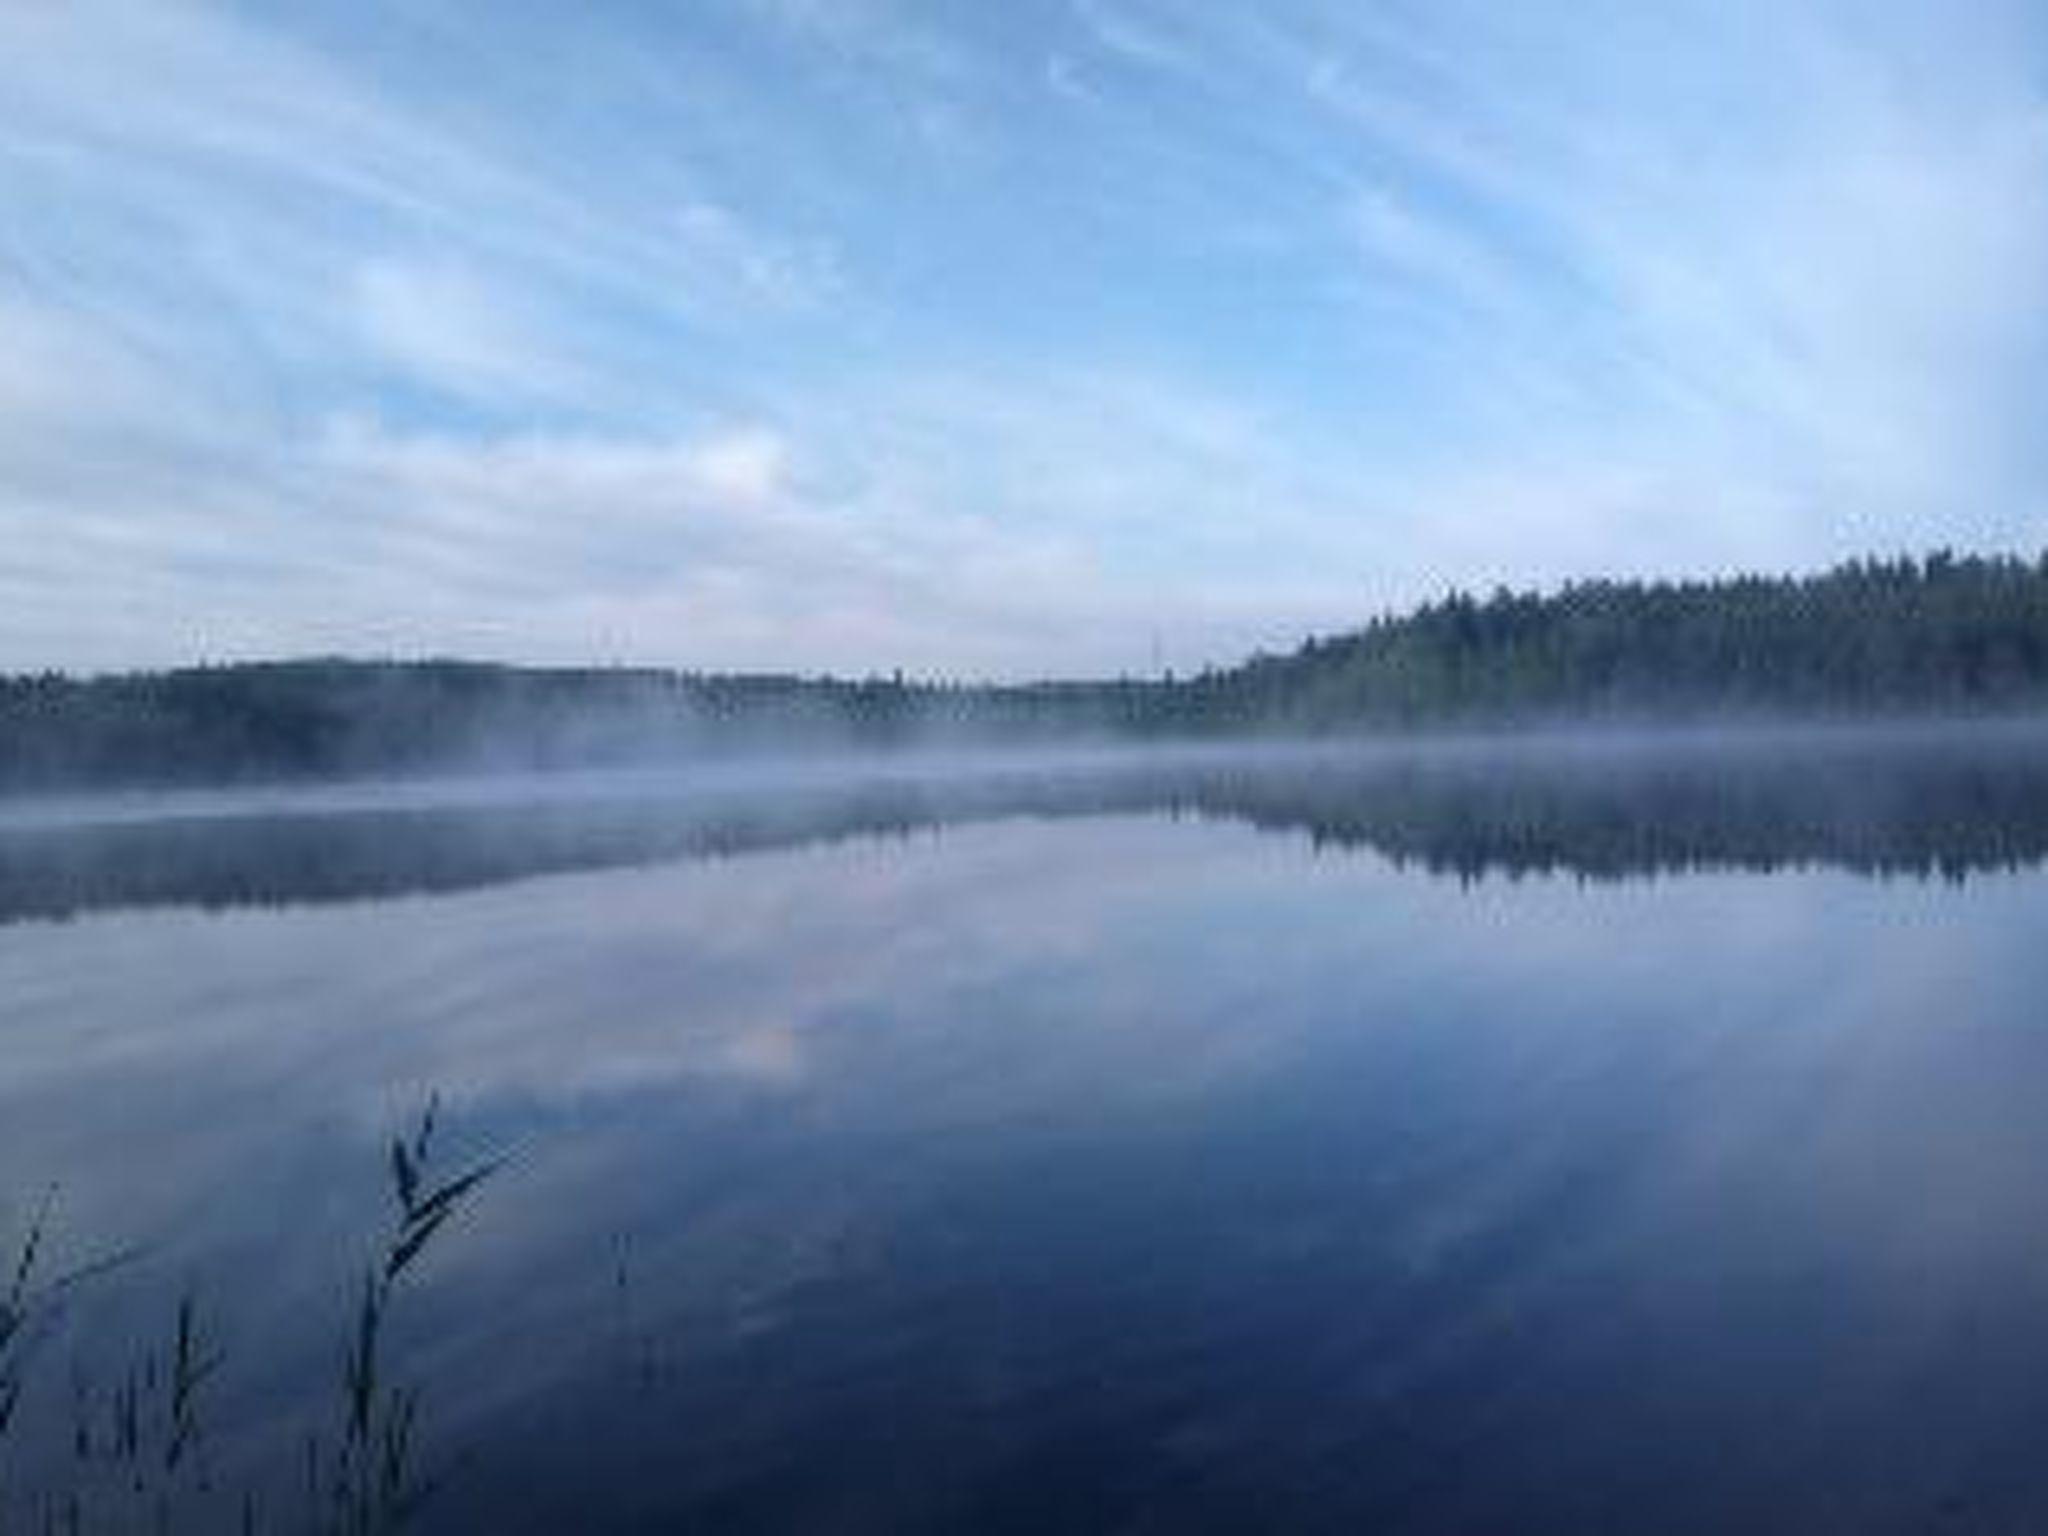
[10, 551, 2048, 791]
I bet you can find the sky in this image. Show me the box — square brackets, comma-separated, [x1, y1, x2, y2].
[3, 0, 2047, 679]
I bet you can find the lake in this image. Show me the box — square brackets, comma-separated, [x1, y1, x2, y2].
[5, 727, 2048, 1533]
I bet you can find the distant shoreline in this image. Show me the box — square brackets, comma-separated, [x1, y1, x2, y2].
[11, 552, 2048, 794]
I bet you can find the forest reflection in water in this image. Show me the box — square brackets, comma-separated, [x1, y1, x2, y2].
[7, 725, 2048, 1531]
[5, 722, 2048, 923]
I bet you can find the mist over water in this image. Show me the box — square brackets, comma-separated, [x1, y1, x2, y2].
[5, 723, 2048, 924]
[6, 725, 2048, 1531]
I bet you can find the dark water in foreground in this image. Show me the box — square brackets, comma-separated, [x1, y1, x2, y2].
[6, 729, 2048, 1532]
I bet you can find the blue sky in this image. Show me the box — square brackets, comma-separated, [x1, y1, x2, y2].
[4, 0, 2047, 677]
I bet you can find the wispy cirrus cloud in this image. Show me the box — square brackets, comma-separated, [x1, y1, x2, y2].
[1, 0, 2045, 675]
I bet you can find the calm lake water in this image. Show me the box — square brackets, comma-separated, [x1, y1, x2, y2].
[6, 729, 2048, 1533]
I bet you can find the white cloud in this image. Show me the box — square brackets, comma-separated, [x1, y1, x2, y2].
[352, 258, 577, 401]
[1289, 0, 2048, 561]
[2, 0, 2046, 675]
[687, 427, 791, 506]
[1071, 0, 1203, 77]
[667, 200, 841, 315]
[1345, 183, 1519, 319]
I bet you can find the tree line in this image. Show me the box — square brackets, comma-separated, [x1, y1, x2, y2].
[9, 551, 2048, 790]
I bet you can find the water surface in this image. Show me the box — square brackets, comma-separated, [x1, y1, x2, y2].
[4, 730, 2048, 1532]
